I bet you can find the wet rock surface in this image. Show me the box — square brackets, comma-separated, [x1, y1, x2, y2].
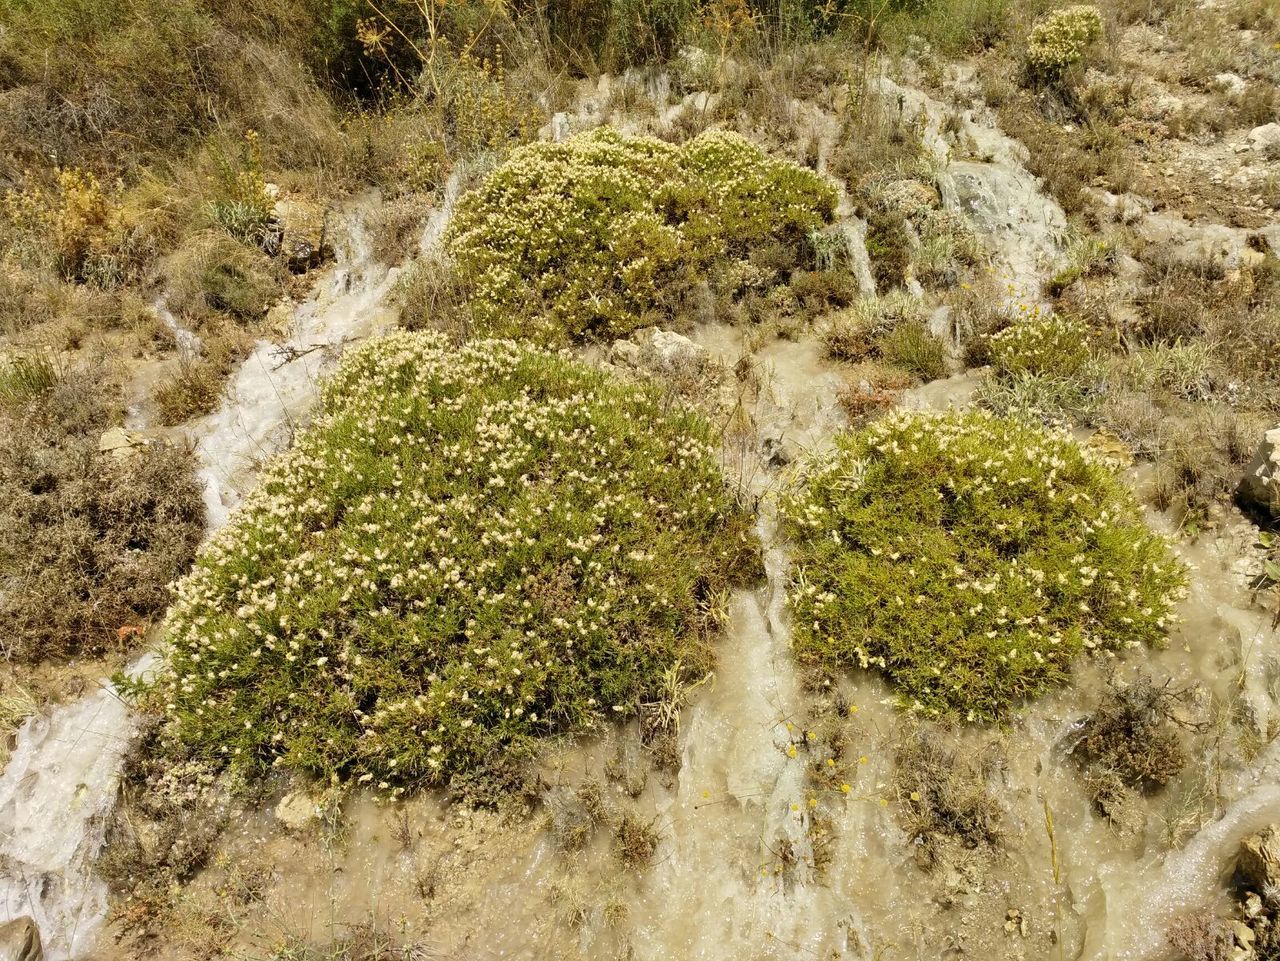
[0, 918, 42, 961]
[272, 196, 333, 274]
[1239, 825, 1280, 894]
[274, 791, 319, 832]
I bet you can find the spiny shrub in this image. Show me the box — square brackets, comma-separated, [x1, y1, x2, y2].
[446, 126, 836, 342]
[780, 409, 1186, 720]
[141, 331, 757, 793]
[988, 310, 1092, 378]
[1025, 5, 1104, 83]
[1071, 675, 1188, 795]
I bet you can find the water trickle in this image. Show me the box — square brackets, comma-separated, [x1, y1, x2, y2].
[0, 656, 154, 960]
[0, 184, 462, 959]
[193, 193, 400, 529]
[152, 298, 202, 357]
[836, 217, 877, 298]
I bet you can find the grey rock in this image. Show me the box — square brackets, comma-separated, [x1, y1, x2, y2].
[608, 340, 643, 368]
[633, 328, 707, 372]
[275, 790, 318, 830]
[272, 198, 332, 274]
[761, 428, 792, 468]
[97, 427, 147, 458]
[1244, 892, 1265, 919]
[1247, 123, 1280, 154]
[1233, 920, 1256, 947]
[1238, 426, 1280, 521]
[1215, 72, 1248, 97]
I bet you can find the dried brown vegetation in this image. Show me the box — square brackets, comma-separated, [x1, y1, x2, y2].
[0, 369, 204, 661]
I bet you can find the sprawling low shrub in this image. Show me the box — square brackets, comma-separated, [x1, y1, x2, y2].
[1025, 5, 1103, 83]
[141, 331, 757, 792]
[446, 126, 837, 341]
[780, 409, 1185, 720]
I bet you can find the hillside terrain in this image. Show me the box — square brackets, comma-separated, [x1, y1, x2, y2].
[0, 1, 1279, 960]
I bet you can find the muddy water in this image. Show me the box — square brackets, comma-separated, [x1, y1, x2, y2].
[0, 660, 149, 959]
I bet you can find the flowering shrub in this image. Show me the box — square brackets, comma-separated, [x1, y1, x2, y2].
[1, 168, 120, 283]
[1025, 5, 1104, 82]
[988, 311, 1092, 378]
[208, 131, 274, 248]
[141, 330, 757, 792]
[446, 126, 837, 341]
[780, 409, 1185, 720]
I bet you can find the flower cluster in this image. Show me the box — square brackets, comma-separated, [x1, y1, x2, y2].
[988, 310, 1092, 378]
[446, 126, 837, 341]
[780, 409, 1186, 721]
[145, 331, 757, 792]
[1025, 5, 1104, 82]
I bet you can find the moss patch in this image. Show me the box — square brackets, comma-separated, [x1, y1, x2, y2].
[140, 331, 757, 793]
[780, 409, 1186, 720]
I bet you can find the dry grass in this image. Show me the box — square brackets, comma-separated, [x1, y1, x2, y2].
[0, 370, 204, 660]
[893, 726, 1003, 870]
[613, 811, 661, 868]
[0, 683, 37, 765]
[1071, 674, 1198, 829]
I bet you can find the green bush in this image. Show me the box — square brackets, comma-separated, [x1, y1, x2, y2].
[141, 330, 757, 793]
[780, 409, 1185, 720]
[988, 311, 1092, 378]
[823, 292, 926, 361]
[446, 126, 837, 342]
[165, 234, 278, 324]
[1025, 5, 1104, 83]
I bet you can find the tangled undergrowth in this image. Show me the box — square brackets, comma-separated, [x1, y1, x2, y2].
[0, 364, 204, 661]
[137, 330, 757, 794]
[445, 126, 837, 342]
[781, 409, 1187, 720]
[1071, 674, 1195, 828]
